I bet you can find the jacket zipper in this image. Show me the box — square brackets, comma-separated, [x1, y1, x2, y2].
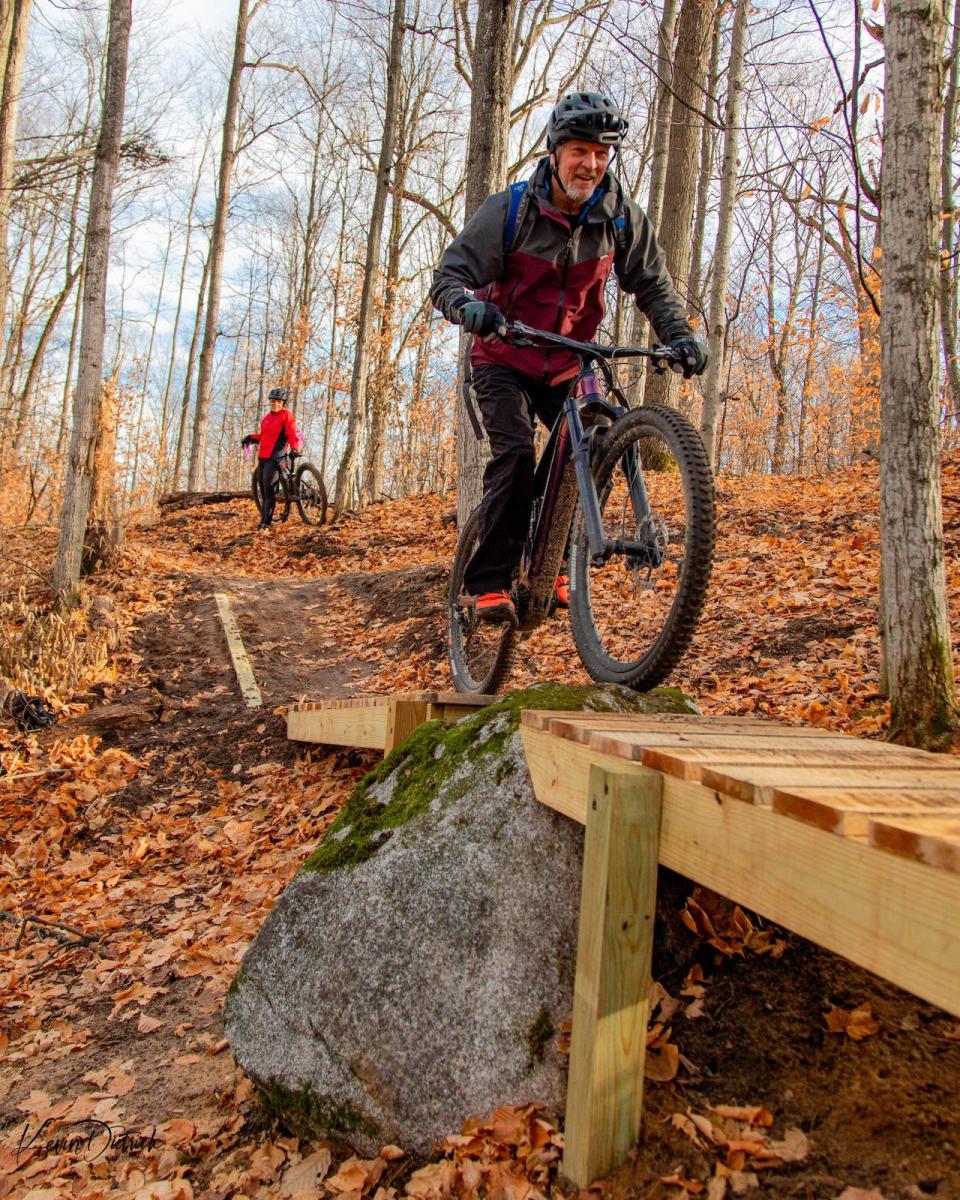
[546, 232, 575, 380]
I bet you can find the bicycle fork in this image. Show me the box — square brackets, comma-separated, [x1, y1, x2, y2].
[566, 394, 665, 570]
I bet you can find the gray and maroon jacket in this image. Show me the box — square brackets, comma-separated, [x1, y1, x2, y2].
[430, 157, 693, 385]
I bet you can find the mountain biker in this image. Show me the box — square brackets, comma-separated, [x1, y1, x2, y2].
[430, 91, 708, 622]
[242, 387, 302, 531]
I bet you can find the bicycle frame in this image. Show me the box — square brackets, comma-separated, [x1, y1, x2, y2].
[515, 331, 671, 631]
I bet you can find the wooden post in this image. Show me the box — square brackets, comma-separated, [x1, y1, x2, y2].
[562, 766, 663, 1187]
[384, 698, 428, 754]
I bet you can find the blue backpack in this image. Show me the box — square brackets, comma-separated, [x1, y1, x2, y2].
[502, 179, 627, 254]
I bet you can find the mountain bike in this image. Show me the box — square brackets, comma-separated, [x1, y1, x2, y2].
[251, 451, 328, 526]
[448, 321, 715, 694]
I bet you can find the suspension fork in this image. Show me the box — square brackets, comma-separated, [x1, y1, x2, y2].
[565, 393, 608, 562]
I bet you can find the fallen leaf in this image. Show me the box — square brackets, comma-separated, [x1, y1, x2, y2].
[280, 1148, 332, 1196]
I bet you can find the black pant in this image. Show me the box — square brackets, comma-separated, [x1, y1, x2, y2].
[257, 457, 281, 525]
[463, 363, 570, 594]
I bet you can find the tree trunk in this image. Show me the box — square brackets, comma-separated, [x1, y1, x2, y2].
[625, 0, 680, 406]
[941, 0, 960, 409]
[686, 11, 722, 324]
[333, 0, 405, 517]
[645, 0, 717, 409]
[173, 248, 211, 490]
[52, 0, 132, 602]
[879, 0, 956, 746]
[455, 0, 517, 526]
[700, 0, 749, 469]
[81, 374, 122, 575]
[0, 0, 32, 363]
[188, 0, 250, 491]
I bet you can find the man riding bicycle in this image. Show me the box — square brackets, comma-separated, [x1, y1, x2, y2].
[430, 91, 708, 622]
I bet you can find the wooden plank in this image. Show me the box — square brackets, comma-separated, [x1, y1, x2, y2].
[541, 716, 803, 745]
[700, 765, 960, 807]
[869, 815, 960, 874]
[213, 593, 262, 709]
[520, 710, 795, 734]
[519, 726, 960, 1017]
[286, 703, 389, 749]
[385, 699, 429, 754]
[563, 767, 662, 1188]
[643, 745, 940, 783]
[433, 703, 491, 723]
[773, 788, 960, 837]
[589, 730, 857, 762]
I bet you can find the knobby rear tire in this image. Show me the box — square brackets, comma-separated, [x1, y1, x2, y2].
[295, 462, 328, 525]
[568, 403, 715, 689]
[447, 506, 519, 695]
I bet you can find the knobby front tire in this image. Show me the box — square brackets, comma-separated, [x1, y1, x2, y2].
[447, 506, 519, 695]
[295, 462, 328, 526]
[251, 466, 291, 522]
[568, 403, 715, 689]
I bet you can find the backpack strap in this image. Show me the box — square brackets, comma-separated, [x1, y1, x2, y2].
[503, 180, 529, 254]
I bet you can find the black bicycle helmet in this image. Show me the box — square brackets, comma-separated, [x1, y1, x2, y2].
[546, 91, 629, 151]
[268, 387, 287, 402]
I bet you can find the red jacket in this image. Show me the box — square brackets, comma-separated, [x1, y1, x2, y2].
[249, 408, 301, 459]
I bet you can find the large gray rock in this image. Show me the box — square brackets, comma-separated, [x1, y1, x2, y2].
[224, 683, 698, 1155]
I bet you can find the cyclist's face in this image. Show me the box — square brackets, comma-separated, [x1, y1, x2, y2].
[555, 140, 611, 206]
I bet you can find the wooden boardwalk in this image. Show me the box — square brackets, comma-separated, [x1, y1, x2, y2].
[521, 710, 960, 1183]
[287, 691, 497, 754]
[286, 694, 960, 1184]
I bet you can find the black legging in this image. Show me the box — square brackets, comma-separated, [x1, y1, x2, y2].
[256, 457, 281, 525]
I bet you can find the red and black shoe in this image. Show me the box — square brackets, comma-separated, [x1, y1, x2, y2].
[469, 590, 517, 623]
[554, 574, 570, 609]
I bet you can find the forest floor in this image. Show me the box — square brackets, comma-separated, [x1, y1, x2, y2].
[2, 460, 960, 1200]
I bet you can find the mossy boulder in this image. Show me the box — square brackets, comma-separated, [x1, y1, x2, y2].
[224, 683, 698, 1155]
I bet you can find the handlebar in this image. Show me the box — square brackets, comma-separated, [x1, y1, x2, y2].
[498, 320, 681, 367]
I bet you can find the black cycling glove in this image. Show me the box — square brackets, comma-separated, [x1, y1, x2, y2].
[670, 336, 709, 378]
[241, 435, 255, 448]
[456, 299, 507, 338]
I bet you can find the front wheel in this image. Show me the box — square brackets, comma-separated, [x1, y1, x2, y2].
[295, 462, 328, 525]
[447, 506, 518, 695]
[569, 403, 714, 689]
[251, 464, 291, 522]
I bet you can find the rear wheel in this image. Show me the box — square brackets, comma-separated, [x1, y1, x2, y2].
[295, 462, 328, 525]
[251, 464, 291, 522]
[569, 403, 714, 689]
[447, 506, 519, 695]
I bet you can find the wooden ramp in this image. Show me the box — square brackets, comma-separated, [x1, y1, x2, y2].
[520, 711, 960, 1185]
[287, 691, 497, 755]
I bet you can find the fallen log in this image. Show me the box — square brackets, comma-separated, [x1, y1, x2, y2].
[157, 490, 248, 512]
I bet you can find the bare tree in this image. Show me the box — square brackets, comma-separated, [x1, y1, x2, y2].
[333, 0, 405, 516]
[645, 0, 717, 408]
[53, 0, 132, 600]
[700, 0, 749, 467]
[879, 0, 957, 745]
[0, 0, 32, 360]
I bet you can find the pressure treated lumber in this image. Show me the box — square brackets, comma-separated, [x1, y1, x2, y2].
[563, 767, 662, 1188]
[286, 690, 496, 750]
[772, 787, 960, 836]
[213, 593, 262, 709]
[699, 764, 960, 807]
[869, 814, 960, 873]
[642, 745, 943, 783]
[519, 723, 960, 1017]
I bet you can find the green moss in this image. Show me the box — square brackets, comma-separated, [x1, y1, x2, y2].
[526, 1004, 555, 1069]
[257, 1079, 378, 1139]
[301, 682, 697, 875]
[226, 968, 244, 998]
